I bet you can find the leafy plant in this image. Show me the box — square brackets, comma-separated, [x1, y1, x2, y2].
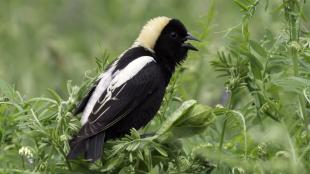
[209, 0, 310, 173]
[0, 48, 219, 173]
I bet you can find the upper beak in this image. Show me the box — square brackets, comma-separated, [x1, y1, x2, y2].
[182, 33, 200, 51]
[186, 33, 200, 42]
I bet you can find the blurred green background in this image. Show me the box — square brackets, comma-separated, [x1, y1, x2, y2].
[0, 0, 304, 103]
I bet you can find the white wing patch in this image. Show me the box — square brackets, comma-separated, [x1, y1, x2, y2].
[110, 56, 155, 89]
[81, 56, 155, 125]
[81, 61, 117, 125]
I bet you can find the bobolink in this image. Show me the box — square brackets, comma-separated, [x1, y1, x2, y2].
[68, 16, 199, 161]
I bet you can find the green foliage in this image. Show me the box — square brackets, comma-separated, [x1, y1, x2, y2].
[209, 0, 310, 173]
[0, 0, 310, 174]
[0, 76, 216, 173]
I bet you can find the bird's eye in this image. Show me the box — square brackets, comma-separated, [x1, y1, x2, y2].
[170, 32, 178, 39]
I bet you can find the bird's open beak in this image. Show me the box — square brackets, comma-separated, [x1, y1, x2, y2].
[182, 33, 200, 51]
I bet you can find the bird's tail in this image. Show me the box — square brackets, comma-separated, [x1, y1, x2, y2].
[67, 132, 106, 162]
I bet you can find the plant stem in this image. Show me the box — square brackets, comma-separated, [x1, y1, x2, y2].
[218, 89, 233, 165]
[284, 0, 308, 124]
[55, 142, 72, 171]
[193, 57, 206, 100]
[218, 119, 227, 153]
[160, 70, 180, 121]
[21, 156, 25, 169]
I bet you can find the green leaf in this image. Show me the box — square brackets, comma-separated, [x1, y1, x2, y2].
[130, 128, 140, 139]
[126, 142, 140, 152]
[137, 150, 144, 161]
[272, 76, 310, 94]
[242, 18, 249, 41]
[66, 80, 73, 94]
[234, 0, 249, 11]
[149, 165, 160, 174]
[47, 89, 62, 104]
[129, 153, 133, 163]
[101, 155, 124, 172]
[249, 40, 267, 58]
[174, 104, 213, 128]
[156, 100, 197, 136]
[247, 53, 263, 79]
[157, 100, 215, 139]
[153, 145, 168, 157]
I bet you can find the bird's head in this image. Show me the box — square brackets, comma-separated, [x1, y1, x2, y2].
[133, 16, 199, 67]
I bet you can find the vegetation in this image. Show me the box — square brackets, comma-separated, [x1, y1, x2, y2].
[0, 0, 310, 173]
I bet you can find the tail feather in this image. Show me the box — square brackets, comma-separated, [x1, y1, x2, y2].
[67, 132, 106, 162]
[86, 132, 106, 162]
[67, 138, 87, 160]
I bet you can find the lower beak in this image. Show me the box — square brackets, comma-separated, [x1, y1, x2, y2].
[182, 32, 200, 51]
[182, 42, 199, 51]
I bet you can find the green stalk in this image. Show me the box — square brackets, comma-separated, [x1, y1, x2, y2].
[288, 4, 299, 76]
[218, 89, 233, 165]
[21, 156, 25, 169]
[193, 57, 206, 99]
[218, 119, 228, 153]
[160, 70, 180, 121]
[284, 0, 307, 124]
[53, 140, 72, 171]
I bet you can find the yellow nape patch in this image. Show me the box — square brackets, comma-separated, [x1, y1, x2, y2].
[133, 16, 171, 52]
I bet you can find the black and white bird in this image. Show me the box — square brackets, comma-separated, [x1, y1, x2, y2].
[67, 16, 199, 161]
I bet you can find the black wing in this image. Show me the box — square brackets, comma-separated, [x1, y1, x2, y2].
[74, 62, 161, 141]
